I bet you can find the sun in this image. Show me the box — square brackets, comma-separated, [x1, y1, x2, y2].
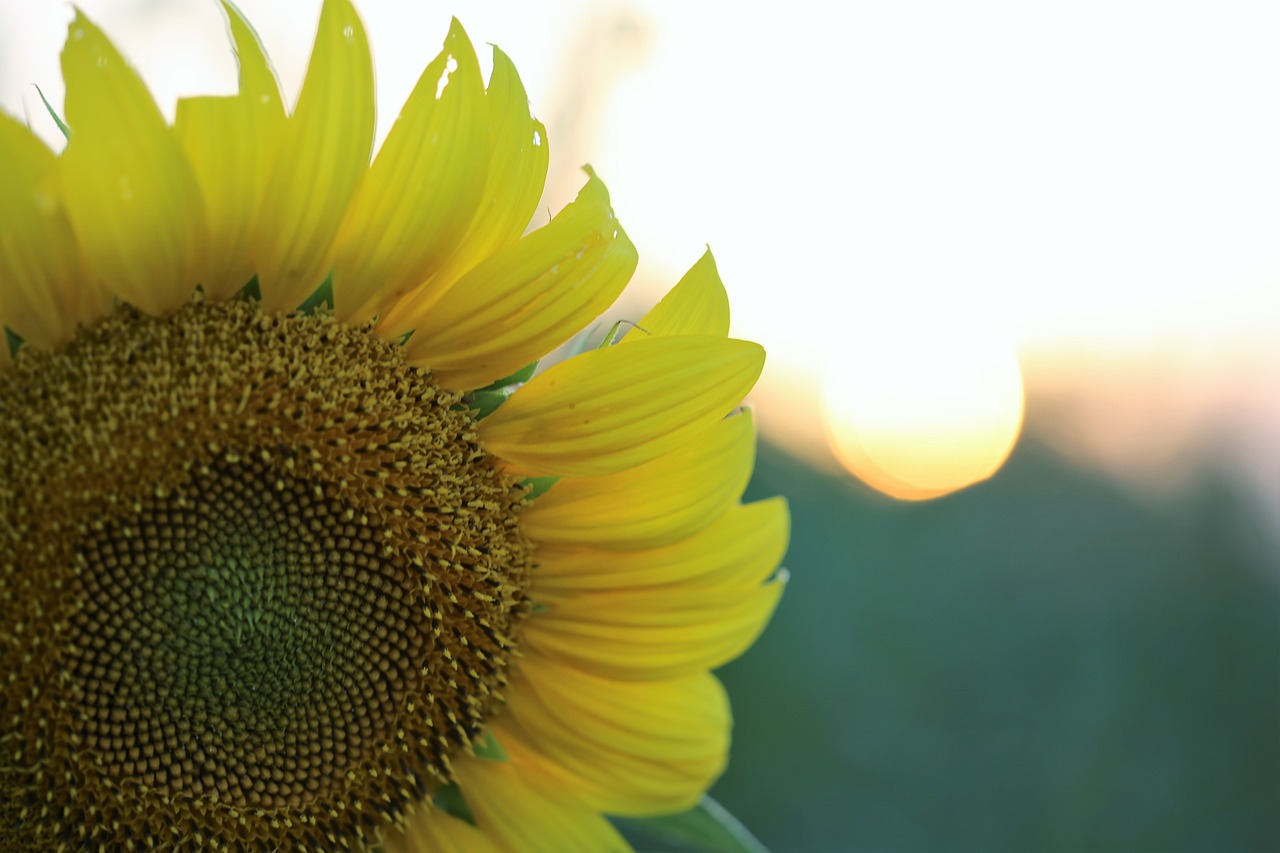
[820, 311, 1025, 501]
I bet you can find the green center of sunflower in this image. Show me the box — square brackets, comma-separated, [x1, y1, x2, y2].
[0, 299, 533, 849]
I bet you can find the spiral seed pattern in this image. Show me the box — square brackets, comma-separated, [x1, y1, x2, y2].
[0, 300, 532, 850]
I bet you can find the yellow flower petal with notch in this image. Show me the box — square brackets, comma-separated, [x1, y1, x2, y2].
[173, 0, 285, 299]
[378, 46, 549, 336]
[333, 18, 488, 323]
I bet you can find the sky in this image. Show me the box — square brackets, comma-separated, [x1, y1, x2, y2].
[2, 0, 1277, 497]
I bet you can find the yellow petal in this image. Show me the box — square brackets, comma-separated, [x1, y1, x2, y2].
[172, 1, 285, 299]
[403, 171, 636, 391]
[525, 574, 786, 681]
[534, 497, 790, 599]
[622, 248, 730, 341]
[252, 0, 373, 312]
[0, 111, 91, 348]
[522, 410, 755, 550]
[333, 19, 488, 322]
[507, 652, 729, 816]
[453, 732, 631, 853]
[480, 335, 764, 477]
[386, 809, 503, 853]
[220, 0, 284, 110]
[378, 45, 549, 336]
[59, 11, 206, 316]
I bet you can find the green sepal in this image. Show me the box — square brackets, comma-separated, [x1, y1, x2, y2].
[612, 797, 771, 853]
[296, 274, 334, 315]
[233, 276, 262, 303]
[468, 388, 512, 420]
[472, 729, 508, 762]
[4, 327, 23, 360]
[520, 476, 559, 501]
[466, 360, 540, 419]
[34, 85, 70, 139]
[432, 782, 476, 826]
[477, 360, 538, 392]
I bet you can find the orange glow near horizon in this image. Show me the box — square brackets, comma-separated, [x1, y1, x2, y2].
[820, 317, 1026, 501]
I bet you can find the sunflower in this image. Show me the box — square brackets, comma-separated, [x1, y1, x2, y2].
[0, 1, 788, 850]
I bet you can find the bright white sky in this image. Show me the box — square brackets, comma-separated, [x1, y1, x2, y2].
[3, 1, 1278, 492]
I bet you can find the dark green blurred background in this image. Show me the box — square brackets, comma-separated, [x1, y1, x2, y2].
[706, 426, 1280, 852]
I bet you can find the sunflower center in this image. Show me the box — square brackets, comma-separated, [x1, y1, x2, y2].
[71, 459, 428, 808]
[0, 299, 532, 848]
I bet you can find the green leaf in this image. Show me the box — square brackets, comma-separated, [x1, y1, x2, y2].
[233, 276, 262, 302]
[296, 274, 334, 314]
[612, 797, 770, 853]
[432, 782, 476, 826]
[467, 388, 512, 420]
[472, 728, 508, 761]
[477, 360, 538, 392]
[468, 361, 540, 419]
[520, 476, 559, 501]
[34, 85, 69, 139]
[5, 327, 23, 360]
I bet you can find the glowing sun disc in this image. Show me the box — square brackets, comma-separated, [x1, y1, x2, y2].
[821, 314, 1025, 501]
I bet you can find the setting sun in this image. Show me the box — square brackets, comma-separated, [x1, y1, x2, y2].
[821, 314, 1025, 501]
